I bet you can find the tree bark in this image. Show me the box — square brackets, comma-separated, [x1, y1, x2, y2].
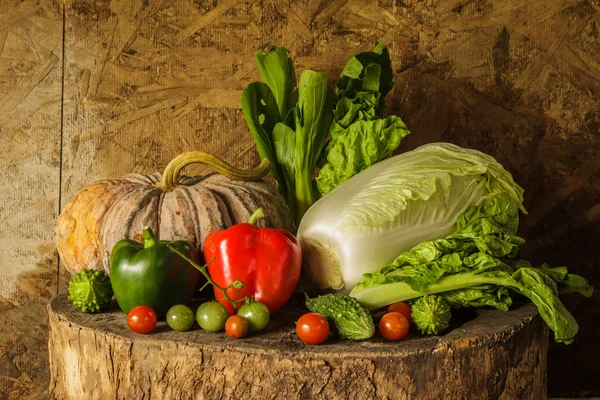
[48, 294, 548, 399]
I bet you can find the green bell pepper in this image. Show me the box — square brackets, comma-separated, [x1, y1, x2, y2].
[109, 227, 202, 318]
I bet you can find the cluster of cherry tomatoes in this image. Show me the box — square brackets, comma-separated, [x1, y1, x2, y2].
[379, 301, 411, 341]
[125, 301, 271, 339]
[295, 301, 412, 345]
[127, 301, 413, 345]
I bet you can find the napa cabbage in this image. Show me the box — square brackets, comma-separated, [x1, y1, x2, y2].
[296, 142, 526, 292]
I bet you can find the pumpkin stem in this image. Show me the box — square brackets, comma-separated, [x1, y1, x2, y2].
[157, 151, 271, 191]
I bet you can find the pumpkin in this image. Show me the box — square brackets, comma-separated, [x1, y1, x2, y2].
[57, 152, 295, 276]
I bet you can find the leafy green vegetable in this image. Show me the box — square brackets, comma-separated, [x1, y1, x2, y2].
[254, 46, 296, 120]
[241, 82, 286, 193]
[316, 42, 408, 195]
[441, 285, 512, 311]
[316, 116, 410, 194]
[292, 71, 335, 220]
[335, 42, 393, 113]
[266, 71, 334, 221]
[241, 43, 407, 225]
[68, 268, 113, 313]
[298, 142, 526, 292]
[350, 194, 594, 344]
[305, 293, 375, 340]
[242, 50, 333, 222]
[411, 295, 452, 335]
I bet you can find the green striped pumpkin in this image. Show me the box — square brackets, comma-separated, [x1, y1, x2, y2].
[57, 152, 294, 276]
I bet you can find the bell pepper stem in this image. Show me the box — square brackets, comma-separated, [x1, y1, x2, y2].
[247, 207, 265, 225]
[142, 227, 159, 249]
[166, 245, 246, 310]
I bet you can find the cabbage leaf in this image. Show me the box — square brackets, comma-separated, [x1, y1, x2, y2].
[349, 194, 593, 344]
[298, 142, 527, 293]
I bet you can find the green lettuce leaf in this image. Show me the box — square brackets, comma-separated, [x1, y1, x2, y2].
[507, 267, 578, 338]
[315, 43, 405, 195]
[511, 260, 595, 297]
[349, 194, 593, 344]
[558, 273, 595, 296]
[336, 42, 393, 113]
[439, 286, 513, 311]
[333, 92, 379, 128]
[316, 116, 411, 195]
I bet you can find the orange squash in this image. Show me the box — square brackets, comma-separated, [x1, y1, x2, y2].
[57, 152, 294, 276]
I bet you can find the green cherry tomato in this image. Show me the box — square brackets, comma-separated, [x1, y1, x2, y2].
[237, 301, 270, 333]
[166, 305, 195, 332]
[196, 301, 229, 332]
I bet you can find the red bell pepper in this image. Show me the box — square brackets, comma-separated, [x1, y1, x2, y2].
[203, 208, 302, 315]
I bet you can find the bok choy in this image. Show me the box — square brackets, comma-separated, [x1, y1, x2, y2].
[297, 142, 526, 292]
[241, 43, 409, 225]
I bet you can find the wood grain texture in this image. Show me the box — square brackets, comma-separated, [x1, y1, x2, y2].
[382, 2, 600, 395]
[48, 294, 548, 400]
[59, 0, 599, 394]
[0, 0, 598, 397]
[0, 0, 62, 398]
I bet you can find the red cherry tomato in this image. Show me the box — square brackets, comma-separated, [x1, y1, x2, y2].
[127, 305, 157, 334]
[379, 312, 409, 341]
[225, 315, 249, 339]
[296, 312, 330, 345]
[386, 301, 412, 325]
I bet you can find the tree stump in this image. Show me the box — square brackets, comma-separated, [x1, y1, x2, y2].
[48, 294, 548, 399]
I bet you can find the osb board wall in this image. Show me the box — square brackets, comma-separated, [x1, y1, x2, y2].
[1, 0, 599, 398]
[0, 0, 62, 398]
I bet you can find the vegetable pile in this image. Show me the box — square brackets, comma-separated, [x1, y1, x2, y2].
[305, 293, 375, 341]
[350, 192, 593, 343]
[62, 42, 592, 347]
[242, 43, 410, 225]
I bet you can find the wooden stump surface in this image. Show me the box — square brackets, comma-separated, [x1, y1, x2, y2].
[48, 294, 548, 400]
